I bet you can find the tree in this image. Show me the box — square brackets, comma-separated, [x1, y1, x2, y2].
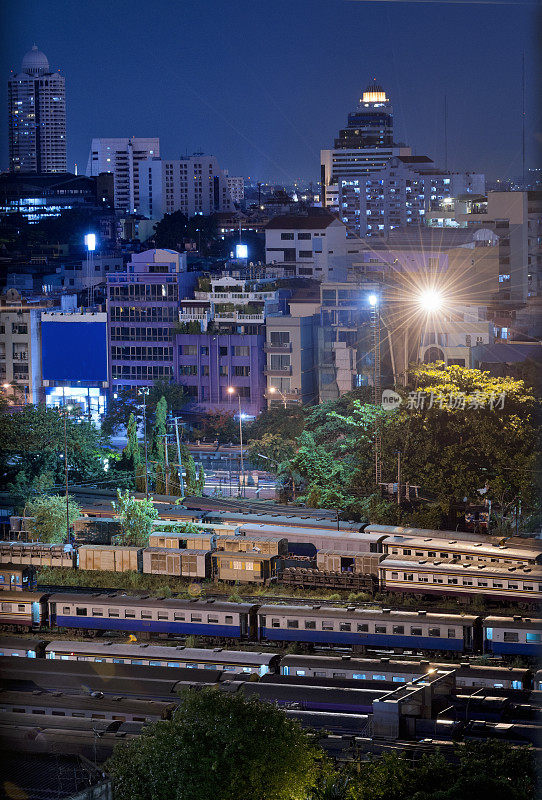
[25, 494, 81, 543]
[107, 687, 321, 800]
[112, 489, 158, 546]
[153, 210, 189, 249]
[247, 432, 296, 470]
[192, 410, 239, 443]
[123, 413, 146, 493]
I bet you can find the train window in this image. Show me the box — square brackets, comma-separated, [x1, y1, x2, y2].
[1, 603, 12, 611]
[411, 627, 423, 636]
[429, 628, 441, 637]
[392, 625, 404, 635]
[372, 674, 386, 681]
[91, 714, 106, 720]
[339, 623, 351, 632]
[133, 717, 147, 722]
[485, 628, 493, 640]
[512, 680, 523, 690]
[415, 551, 424, 557]
[504, 632, 519, 642]
[141, 611, 152, 619]
[62, 606, 71, 614]
[439, 553, 449, 558]
[391, 572, 398, 579]
[403, 574, 414, 582]
[305, 621, 316, 629]
[174, 613, 185, 621]
[493, 582, 503, 589]
[434, 577, 443, 584]
[32, 709, 45, 714]
[207, 616, 219, 624]
[447, 578, 458, 585]
[113, 659, 125, 664]
[125, 611, 135, 618]
[287, 620, 299, 628]
[131, 660, 143, 665]
[186, 663, 198, 669]
[108, 609, 120, 617]
[447, 629, 456, 638]
[271, 619, 281, 627]
[392, 676, 406, 682]
[52, 711, 66, 716]
[428, 552, 436, 557]
[527, 633, 541, 642]
[294, 670, 306, 676]
[149, 661, 162, 666]
[391, 548, 398, 554]
[191, 614, 202, 622]
[352, 673, 366, 680]
[463, 580, 473, 586]
[225, 616, 233, 624]
[92, 608, 103, 616]
[375, 625, 387, 634]
[157, 613, 169, 620]
[508, 584, 518, 590]
[478, 581, 487, 587]
[223, 665, 236, 672]
[524, 585, 533, 591]
[403, 549, 411, 555]
[76, 607, 88, 616]
[357, 624, 368, 632]
[72, 712, 85, 718]
[112, 716, 126, 721]
[17, 604, 25, 612]
[419, 576, 429, 583]
[322, 621, 334, 631]
[167, 662, 181, 667]
[333, 672, 346, 678]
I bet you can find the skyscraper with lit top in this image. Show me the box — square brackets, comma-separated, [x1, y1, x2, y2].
[8, 45, 66, 173]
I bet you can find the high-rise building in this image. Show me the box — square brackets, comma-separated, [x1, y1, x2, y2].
[8, 46, 66, 173]
[86, 138, 160, 212]
[321, 83, 411, 210]
[138, 154, 233, 219]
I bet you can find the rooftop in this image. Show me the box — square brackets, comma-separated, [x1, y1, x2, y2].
[265, 214, 339, 230]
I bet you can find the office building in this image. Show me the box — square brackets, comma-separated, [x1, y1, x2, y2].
[138, 154, 233, 219]
[8, 45, 66, 173]
[339, 155, 485, 237]
[107, 249, 196, 391]
[0, 172, 113, 223]
[41, 311, 109, 422]
[321, 84, 411, 211]
[86, 138, 160, 212]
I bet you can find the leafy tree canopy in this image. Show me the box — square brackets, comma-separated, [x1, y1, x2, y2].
[25, 494, 81, 543]
[107, 687, 321, 800]
[112, 489, 158, 546]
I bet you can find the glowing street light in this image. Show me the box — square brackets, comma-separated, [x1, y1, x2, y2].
[268, 385, 287, 409]
[417, 288, 443, 313]
[368, 293, 378, 307]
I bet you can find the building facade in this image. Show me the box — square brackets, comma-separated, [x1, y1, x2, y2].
[0, 172, 113, 224]
[225, 173, 245, 205]
[41, 311, 109, 422]
[86, 138, 160, 212]
[106, 249, 195, 391]
[265, 313, 318, 407]
[8, 46, 66, 173]
[138, 154, 233, 219]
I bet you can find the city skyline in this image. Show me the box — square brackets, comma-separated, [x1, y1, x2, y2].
[0, 0, 540, 183]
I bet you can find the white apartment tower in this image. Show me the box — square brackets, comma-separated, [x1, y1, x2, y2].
[86, 137, 160, 212]
[138, 154, 233, 219]
[8, 46, 66, 173]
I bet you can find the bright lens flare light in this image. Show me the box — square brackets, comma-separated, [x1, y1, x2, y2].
[368, 294, 378, 307]
[418, 288, 443, 313]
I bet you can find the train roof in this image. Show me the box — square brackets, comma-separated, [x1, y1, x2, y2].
[77, 544, 142, 552]
[48, 593, 257, 612]
[383, 536, 542, 560]
[279, 654, 530, 677]
[381, 557, 542, 578]
[364, 524, 491, 542]
[45, 641, 279, 666]
[142, 547, 210, 555]
[202, 512, 361, 531]
[231, 681, 387, 704]
[0, 689, 173, 716]
[483, 615, 542, 629]
[257, 604, 479, 624]
[0, 591, 47, 602]
[0, 636, 46, 650]
[236, 523, 384, 542]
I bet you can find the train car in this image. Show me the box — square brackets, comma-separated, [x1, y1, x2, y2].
[316, 550, 381, 575]
[201, 511, 362, 533]
[278, 655, 530, 690]
[381, 534, 542, 567]
[363, 524, 491, 543]
[483, 615, 542, 657]
[48, 593, 258, 639]
[0, 592, 48, 631]
[534, 670, 542, 691]
[233, 523, 384, 557]
[219, 535, 288, 557]
[78, 545, 142, 572]
[141, 547, 211, 579]
[0, 541, 76, 569]
[148, 532, 218, 550]
[0, 564, 37, 590]
[0, 690, 173, 724]
[237, 680, 387, 715]
[379, 558, 542, 604]
[44, 641, 279, 675]
[212, 551, 279, 584]
[0, 636, 46, 658]
[258, 604, 480, 653]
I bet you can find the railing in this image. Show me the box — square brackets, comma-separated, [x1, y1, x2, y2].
[264, 342, 292, 353]
[265, 366, 292, 376]
[215, 312, 264, 323]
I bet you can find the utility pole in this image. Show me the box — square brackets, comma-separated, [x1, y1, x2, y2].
[237, 394, 245, 498]
[63, 405, 72, 542]
[397, 451, 401, 507]
[173, 417, 185, 497]
[163, 433, 170, 495]
[139, 388, 149, 500]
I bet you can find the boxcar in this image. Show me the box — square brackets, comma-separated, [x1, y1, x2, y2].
[258, 604, 480, 653]
[45, 640, 279, 675]
[148, 532, 218, 551]
[0, 592, 48, 631]
[48, 593, 257, 639]
[78, 545, 141, 572]
[212, 551, 279, 583]
[0, 564, 37, 590]
[141, 547, 211, 578]
[0, 542, 76, 569]
[483, 615, 542, 657]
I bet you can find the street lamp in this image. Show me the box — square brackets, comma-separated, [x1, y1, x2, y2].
[417, 288, 443, 313]
[138, 387, 150, 500]
[227, 387, 245, 497]
[268, 385, 287, 409]
[63, 404, 73, 543]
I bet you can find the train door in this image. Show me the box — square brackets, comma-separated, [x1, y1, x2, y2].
[49, 602, 56, 626]
[239, 613, 248, 638]
[464, 625, 473, 651]
[31, 600, 41, 627]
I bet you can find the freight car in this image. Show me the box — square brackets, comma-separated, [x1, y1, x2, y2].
[0, 541, 76, 568]
[257, 604, 480, 654]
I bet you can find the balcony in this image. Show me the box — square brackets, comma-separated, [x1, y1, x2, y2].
[215, 312, 264, 323]
[265, 366, 293, 376]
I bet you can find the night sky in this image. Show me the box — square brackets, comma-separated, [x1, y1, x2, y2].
[0, 0, 540, 183]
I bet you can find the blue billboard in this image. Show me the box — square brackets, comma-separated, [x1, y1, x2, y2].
[42, 317, 108, 383]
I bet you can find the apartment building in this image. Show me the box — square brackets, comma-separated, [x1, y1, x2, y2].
[86, 138, 160, 212]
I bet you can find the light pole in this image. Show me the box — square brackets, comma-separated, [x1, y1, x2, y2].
[138, 387, 150, 500]
[63, 404, 73, 543]
[268, 385, 287, 409]
[227, 387, 245, 497]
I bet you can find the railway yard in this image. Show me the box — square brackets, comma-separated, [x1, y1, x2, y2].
[0, 490, 541, 768]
